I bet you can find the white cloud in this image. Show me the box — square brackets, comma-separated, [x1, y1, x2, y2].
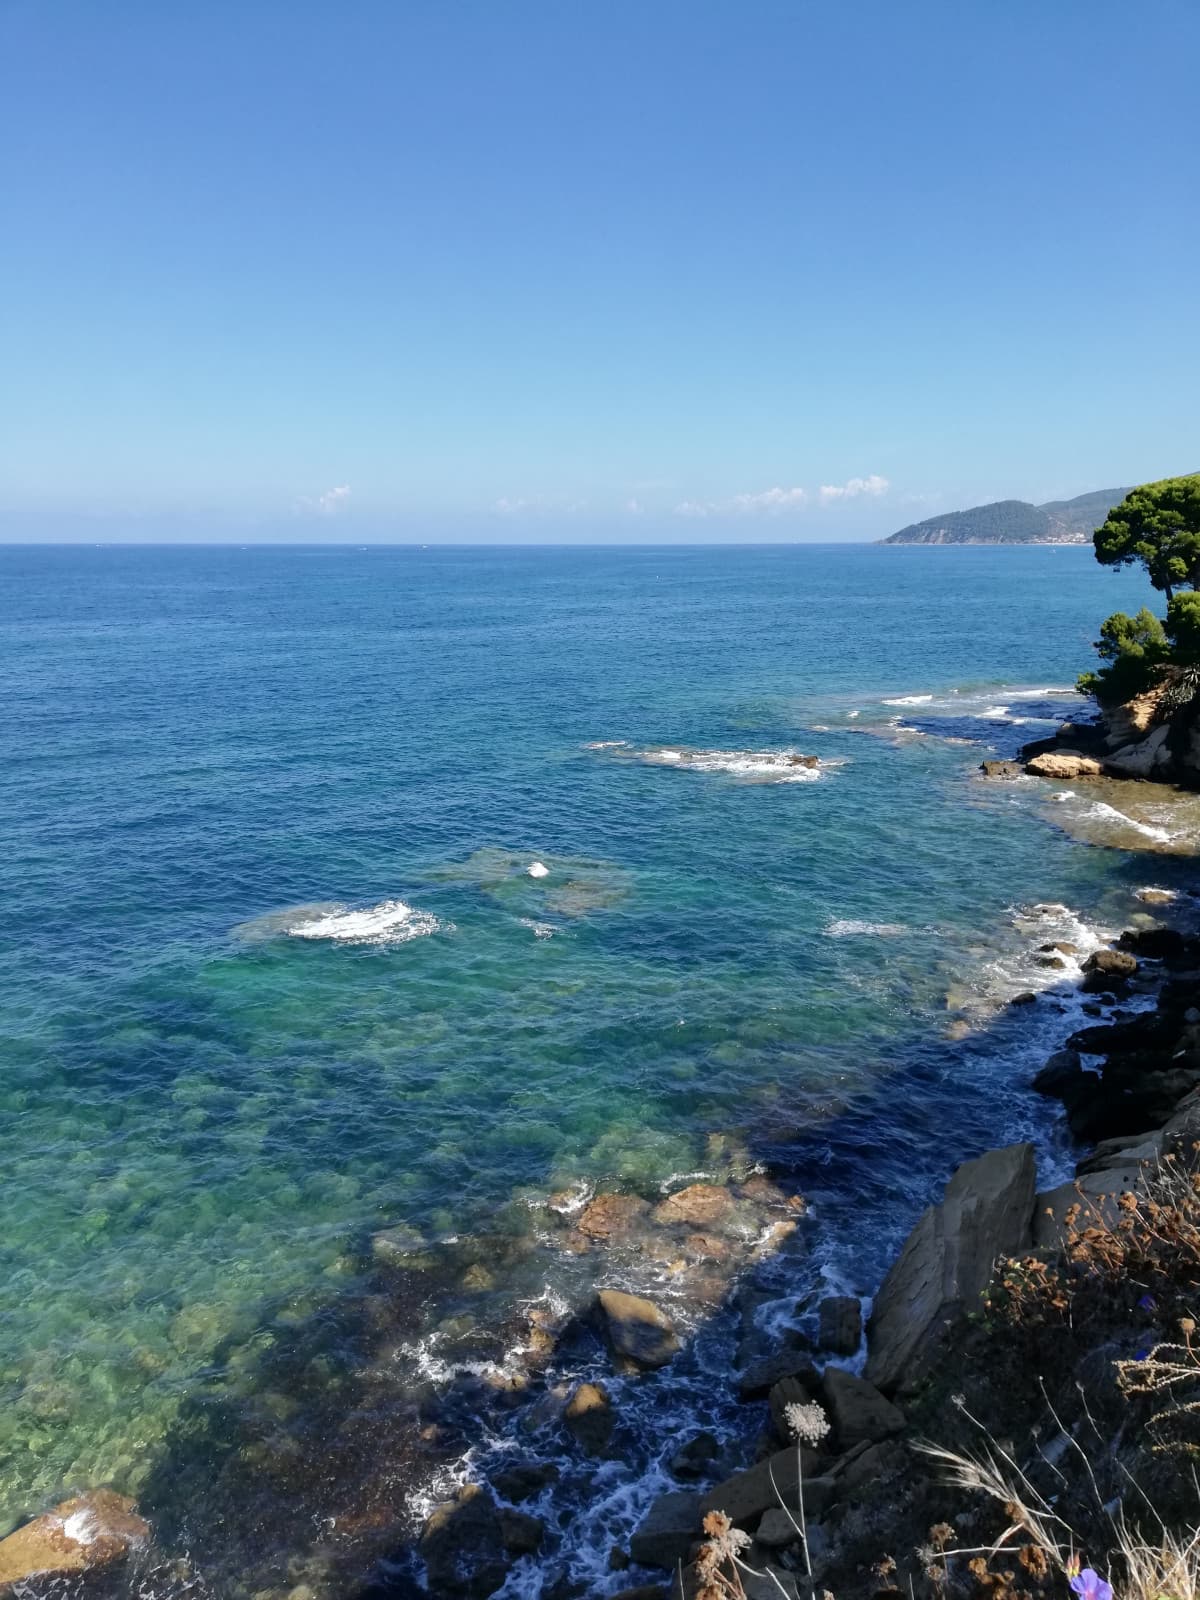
[493, 495, 587, 516]
[625, 498, 644, 515]
[297, 484, 352, 515]
[494, 496, 531, 515]
[817, 474, 888, 504]
[673, 485, 808, 518]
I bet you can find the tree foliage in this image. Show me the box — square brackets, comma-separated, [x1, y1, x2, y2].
[1077, 607, 1170, 703]
[1093, 474, 1200, 597]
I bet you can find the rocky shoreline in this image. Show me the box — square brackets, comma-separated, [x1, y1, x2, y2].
[4, 906, 1200, 1600]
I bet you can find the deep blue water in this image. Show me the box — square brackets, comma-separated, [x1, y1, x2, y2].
[0, 542, 1183, 1592]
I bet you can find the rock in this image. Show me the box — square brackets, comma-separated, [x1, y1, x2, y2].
[669, 1431, 720, 1480]
[498, 1509, 544, 1557]
[736, 1350, 819, 1401]
[371, 1223, 435, 1270]
[866, 1144, 1037, 1393]
[1104, 725, 1173, 778]
[1076, 1131, 1164, 1175]
[1083, 949, 1139, 980]
[1010, 991, 1037, 1006]
[833, 1438, 907, 1496]
[817, 1295, 862, 1356]
[702, 1450, 834, 1526]
[980, 760, 1024, 779]
[1025, 751, 1104, 779]
[491, 1461, 559, 1503]
[1034, 1166, 1147, 1250]
[756, 1507, 801, 1548]
[419, 1484, 510, 1599]
[575, 1192, 650, 1242]
[821, 1367, 905, 1449]
[1136, 888, 1178, 906]
[789, 754, 820, 769]
[768, 1374, 818, 1440]
[564, 1382, 614, 1454]
[651, 1184, 734, 1229]
[1118, 927, 1192, 963]
[628, 1491, 703, 1569]
[1032, 1050, 1086, 1096]
[595, 1290, 681, 1370]
[0, 1490, 149, 1591]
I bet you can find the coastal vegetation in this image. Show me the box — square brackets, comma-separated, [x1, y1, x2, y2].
[881, 487, 1131, 546]
[1079, 476, 1200, 704]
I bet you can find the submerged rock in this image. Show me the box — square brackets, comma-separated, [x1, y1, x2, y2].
[651, 1183, 734, 1229]
[594, 1289, 681, 1370]
[574, 1192, 650, 1243]
[0, 1490, 149, 1591]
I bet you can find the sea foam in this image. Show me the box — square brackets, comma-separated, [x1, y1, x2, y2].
[285, 899, 447, 946]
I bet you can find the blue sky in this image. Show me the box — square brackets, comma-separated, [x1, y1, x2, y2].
[2, 1, 1197, 543]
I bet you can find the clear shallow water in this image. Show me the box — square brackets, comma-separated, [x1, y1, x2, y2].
[0, 543, 1192, 1591]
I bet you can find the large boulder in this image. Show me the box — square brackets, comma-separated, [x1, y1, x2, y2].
[0, 1491, 149, 1592]
[736, 1350, 818, 1402]
[651, 1184, 734, 1229]
[419, 1484, 510, 1599]
[866, 1144, 1037, 1393]
[595, 1289, 681, 1370]
[701, 1449, 834, 1527]
[628, 1491, 703, 1569]
[980, 760, 1024, 779]
[1025, 751, 1103, 779]
[575, 1192, 651, 1242]
[564, 1381, 614, 1454]
[821, 1368, 905, 1450]
[817, 1295, 862, 1356]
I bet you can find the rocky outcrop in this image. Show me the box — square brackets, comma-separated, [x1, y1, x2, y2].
[629, 1490, 703, 1568]
[821, 1368, 905, 1450]
[979, 760, 1025, 779]
[866, 1144, 1037, 1393]
[419, 1485, 510, 1600]
[564, 1381, 614, 1454]
[1025, 750, 1104, 779]
[817, 1295, 862, 1356]
[0, 1490, 149, 1593]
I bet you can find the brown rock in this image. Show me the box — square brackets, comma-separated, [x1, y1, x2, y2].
[1026, 751, 1103, 779]
[980, 760, 1024, 779]
[575, 1192, 650, 1242]
[821, 1367, 905, 1450]
[595, 1289, 681, 1369]
[738, 1175, 793, 1208]
[683, 1231, 732, 1262]
[866, 1143, 1037, 1393]
[564, 1382, 614, 1454]
[651, 1184, 734, 1229]
[1083, 948, 1138, 980]
[817, 1295, 862, 1356]
[0, 1490, 149, 1591]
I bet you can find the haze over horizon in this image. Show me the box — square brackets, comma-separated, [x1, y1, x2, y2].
[3, 1, 1197, 545]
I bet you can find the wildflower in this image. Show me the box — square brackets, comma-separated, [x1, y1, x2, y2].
[696, 1509, 751, 1582]
[1069, 1567, 1113, 1600]
[784, 1399, 831, 1446]
[1138, 1293, 1157, 1312]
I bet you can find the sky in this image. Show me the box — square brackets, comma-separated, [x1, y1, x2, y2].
[2, 0, 1198, 544]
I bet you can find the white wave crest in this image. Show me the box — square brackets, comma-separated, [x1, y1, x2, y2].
[826, 918, 908, 937]
[286, 899, 448, 946]
[1085, 802, 1173, 844]
[527, 861, 549, 878]
[881, 694, 934, 706]
[637, 747, 822, 782]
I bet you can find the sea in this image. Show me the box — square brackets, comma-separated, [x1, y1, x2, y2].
[1, 541, 1195, 1597]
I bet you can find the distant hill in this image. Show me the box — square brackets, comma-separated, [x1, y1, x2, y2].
[881, 486, 1132, 545]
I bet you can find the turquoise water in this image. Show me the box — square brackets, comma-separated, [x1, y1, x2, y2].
[0, 543, 1180, 1590]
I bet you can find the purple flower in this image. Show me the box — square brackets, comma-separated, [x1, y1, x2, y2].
[1138, 1293, 1157, 1313]
[1070, 1568, 1113, 1600]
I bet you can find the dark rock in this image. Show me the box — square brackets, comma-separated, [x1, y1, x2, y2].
[736, 1351, 819, 1401]
[1010, 991, 1037, 1006]
[980, 760, 1023, 779]
[564, 1381, 614, 1454]
[866, 1144, 1036, 1393]
[702, 1450, 833, 1526]
[498, 1508, 544, 1557]
[0, 1490, 149, 1591]
[756, 1506, 801, 1548]
[1032, 1050, 1086, 1097]
[419, 1484, 510, 1600]
[817, 1295, 862, 1355]
[628, 1491, 703, 1569]
[769, 1374, 818, 1440]
[1084, 949, 1139, 980]
[491, 1460, 559, 1503]
[669, 1430, 720, 1480]
[821, 1367, 905, 1450]
[595, 1290, 681, 1370]
[1118, 927, 1193, 964]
